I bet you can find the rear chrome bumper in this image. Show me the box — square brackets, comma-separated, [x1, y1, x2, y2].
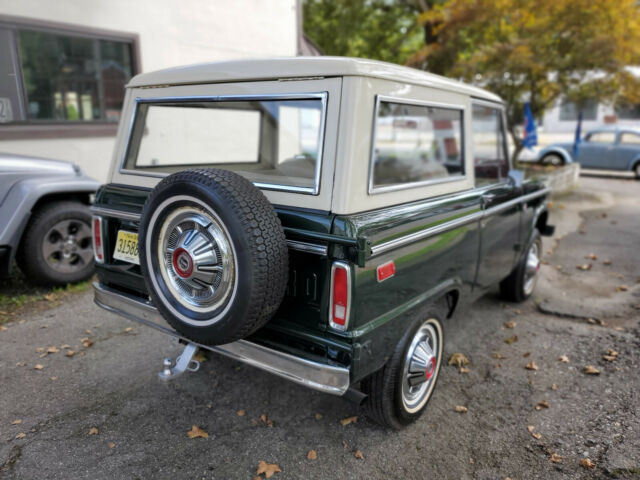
[93, 282, 350, 395]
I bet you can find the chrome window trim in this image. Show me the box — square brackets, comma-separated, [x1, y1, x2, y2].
[370, 187, 550, 257]
[90, 206, 141, 221]
[328, 261, 352, 332]
[368, 95, 467, 195]
[118, 92, 329, 195]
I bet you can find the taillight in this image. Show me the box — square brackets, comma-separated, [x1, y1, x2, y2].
[92, 216, 104, 263]
[329, 261, 351, 331]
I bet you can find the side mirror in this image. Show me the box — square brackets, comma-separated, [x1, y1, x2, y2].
[508, 169, 525, 188]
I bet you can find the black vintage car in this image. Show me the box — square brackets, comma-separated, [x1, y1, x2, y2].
[91, 57, 553, 429]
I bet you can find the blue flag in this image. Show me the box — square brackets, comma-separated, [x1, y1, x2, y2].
[522, 102, 537, 150]
[572, 111, 583, 157]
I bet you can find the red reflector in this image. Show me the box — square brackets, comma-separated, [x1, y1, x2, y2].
[376, 261, 395, 282]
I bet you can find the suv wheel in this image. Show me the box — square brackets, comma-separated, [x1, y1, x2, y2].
[361, 310, 444, 429]
[17, 201, 94, 286]
[500, 230, 542, 302]
[139, 169, 288, 346]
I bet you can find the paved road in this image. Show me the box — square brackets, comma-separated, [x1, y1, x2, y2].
[1, 176, 638, 479]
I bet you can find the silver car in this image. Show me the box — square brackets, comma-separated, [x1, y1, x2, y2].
[0, 153, 100, 286]
[538, 127, 640, 178]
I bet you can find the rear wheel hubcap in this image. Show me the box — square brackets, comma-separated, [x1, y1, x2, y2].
[401, 321, 441, 413]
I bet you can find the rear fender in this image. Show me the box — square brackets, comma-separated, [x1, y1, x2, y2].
[538, 146, 573, 164]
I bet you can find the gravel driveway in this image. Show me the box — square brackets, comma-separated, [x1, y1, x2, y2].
[1, 175, 638, 479]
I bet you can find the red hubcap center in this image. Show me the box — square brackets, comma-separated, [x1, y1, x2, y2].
[425, 357, 436, 380]
[172, 248, 193, 278]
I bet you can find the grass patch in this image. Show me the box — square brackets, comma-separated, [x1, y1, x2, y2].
[0, 268, 91, 324]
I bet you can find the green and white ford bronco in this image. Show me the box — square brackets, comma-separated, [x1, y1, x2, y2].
[92, 57, 553, 429]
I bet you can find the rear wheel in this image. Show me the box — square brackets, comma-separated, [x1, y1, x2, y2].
[361, 310, 444, 429]
[500, 230, 542, 302]
[17, 201, 94, 286]
[634, 162, 640, 179]
[541, 153, 564, 167]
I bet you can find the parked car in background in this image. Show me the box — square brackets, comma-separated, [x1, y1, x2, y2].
[538, 127, 640, 177]
[0, 153, 100, 286]
[91, 57, 553, 429]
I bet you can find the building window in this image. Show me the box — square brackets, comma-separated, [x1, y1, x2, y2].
[0, 19, 136, 125]
[616, 102, 640, 120]
[370, 99, 464, 192]
[559, 98, 598, 121]
[471, 104, 508, 187]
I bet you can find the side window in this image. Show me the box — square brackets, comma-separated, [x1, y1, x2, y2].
[619, 133, 640, 145]
[472, 104, 508, 187]
[370, 99, 464, 191]
[585, 132, 616, 144]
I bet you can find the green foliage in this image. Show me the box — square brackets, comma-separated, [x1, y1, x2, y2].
[303, 0, 425, 65]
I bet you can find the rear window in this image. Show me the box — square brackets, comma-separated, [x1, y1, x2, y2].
[370, 98, 464, 193]
[122, 94, 326, 194]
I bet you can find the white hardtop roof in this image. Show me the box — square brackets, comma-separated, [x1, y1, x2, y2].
[128, 56, 502, 103]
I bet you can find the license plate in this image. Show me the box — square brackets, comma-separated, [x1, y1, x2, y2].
[113, 230, 140, 265]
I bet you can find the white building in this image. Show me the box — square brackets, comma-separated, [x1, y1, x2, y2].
[0, 0, 299, 181]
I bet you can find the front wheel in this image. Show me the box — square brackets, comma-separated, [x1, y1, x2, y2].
[361, 312, 444, 429]
[540, 153, 564, 167]
[500, 230, 542, 302]
[634, 162, 640, 179]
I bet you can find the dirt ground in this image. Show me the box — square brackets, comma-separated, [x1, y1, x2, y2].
[1, 175, 638, 480]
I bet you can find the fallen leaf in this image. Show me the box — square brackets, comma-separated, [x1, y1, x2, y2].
[15, 433, 26, 439]
[88, 427, 99, 435]
[549, 453, 563, 463]
[34, 364, 43, 370]
[85, 329, 92, 335]
[39, 353, 47, 358]
[603, 259, 612, 266]
[108, 442, 115, 449]
[236, 410, 246, 417]
[602, 355, 617, 362]
[35, 347, 45, 353]
[585, 253, 598, 260]
[580, 458, 596, 469]
[354, 450, 364, 460]
[535, 400, 550, 410]
[556, 265, 563, 270]
[558, 355, 569, 363]
[186, 425, 208, 439]
[342, 440, 348, 449]
[12, 419, 22, 425]
[459, 367, 470, 374]
[504, 321, 516, 329]
[584, 365, 600, 375]
[514, 309, 521, 315]
[454, 405, 468, 413]
[260, 414, 274, 427]
[0, 325, 7, 331]
[65, 350, 75, 358]
[340, 416, 358, 426]
[315, 413, 323, 420]
[525, 360, 539, 371]
[44, 293, 56, 302]
[551, 384, 559, 390]
[576, 264, 592, 271]
[606, 349, 619, 357]
[523, 352, 531, 358]
[448, 353, 469, 368]
[527, 425, 542, 440]
[81, 338, 93, 348]
[194, 352, 207, 363]
[307, 449, 317, 460]
[61, 344, 71, 349]
[504, 335, 518, 344]
[617, 285, 628, 292]
[50, 376, 57, 381]
[124, 327, 134, 333]
[492, 353, 506, 360]
[256, 460, 281, 478]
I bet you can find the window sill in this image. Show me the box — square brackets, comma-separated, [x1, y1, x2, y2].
[0, 123, 118, 141]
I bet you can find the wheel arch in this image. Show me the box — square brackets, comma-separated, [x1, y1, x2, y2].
[538, 146, 573, 165]
[628, 155, 640, 172]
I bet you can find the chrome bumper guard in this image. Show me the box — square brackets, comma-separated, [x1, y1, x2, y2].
[93, 282, 350, 395]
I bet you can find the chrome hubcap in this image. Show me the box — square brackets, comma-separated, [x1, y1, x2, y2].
[157, 206, 235, 314]
[42, 219, 93, 273]
[401, 321, 441, 414]
[523, 241, 540, 296]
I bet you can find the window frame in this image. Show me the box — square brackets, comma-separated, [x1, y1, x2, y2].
[584, 131, 617, 144]
[368, 95, 467, 195]
[470, 99, 510, 188]
[120, 92, 329, 195]
[0, 14, 140, 139]
[618, 132, 640, 145]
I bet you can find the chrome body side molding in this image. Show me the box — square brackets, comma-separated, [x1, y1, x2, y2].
[93, 282, 350, 395]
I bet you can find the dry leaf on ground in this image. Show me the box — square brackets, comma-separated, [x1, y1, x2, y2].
[11, 419, 22, 425]
[260, 414, 274, 427]
[558, 355, 569, 363]
[585, 253, 598, 260]
[65, 350, 75, 357]
[354, 450, 364, 459]
[492, 353, 506, 359]
[504, 321, 516, 329]
[527, 425, 542, 440]
[307, 449, 317, 460]
[88, 427, 99, 435]
[194, 352, 207, 362]
[256, 461, 281, 478]
[34, 364, 43, 370]
[617, 285, 629, 292]
[584, 365, 600, 375]
[340, 416, 358, 426]
[580, 458, 596, 469]
[46, 346, 59, 354]
[124, 327, 134, 333]
[525, 360, 539, 371]
[576, 264, 592, 271]
[549, 453, 563, 463]
[236, 410, 246, 416]
[551, 384, 559, 390]
[448, 353, 469, 368]
[0, 325, 7, 332]
[15, 433, 26, 439]
[315, 413, 323, 420]
[81, 338, 93, 348]
[504, 335, 518, 344]
[459, 367, 470, 374]
[108, 442, 115, 449]
[536, 400, 550, 410]
[454, 405, 468, 413]
[602, 355, 617, 362]
[44, 293, 55, 302]
[186, 425, 208, 439]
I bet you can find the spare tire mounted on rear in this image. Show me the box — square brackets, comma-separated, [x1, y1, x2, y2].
[139, 169, 288, 345]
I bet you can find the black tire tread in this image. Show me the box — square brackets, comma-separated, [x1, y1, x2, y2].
[500, 230, 541, 302]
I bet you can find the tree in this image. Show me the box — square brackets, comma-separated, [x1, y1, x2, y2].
[412, 0, 640, 159]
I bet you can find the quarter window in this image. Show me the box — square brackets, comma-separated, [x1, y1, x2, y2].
[370, 99, 464, 191]
[471, 104, 508, 186]
[619, 132, 640, 145]
[585, 132, 616, 144]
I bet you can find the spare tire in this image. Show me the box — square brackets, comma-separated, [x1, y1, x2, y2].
[139, 169, 288, 345]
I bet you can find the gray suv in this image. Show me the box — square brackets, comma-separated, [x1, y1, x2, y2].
[0, 153, 100, 286]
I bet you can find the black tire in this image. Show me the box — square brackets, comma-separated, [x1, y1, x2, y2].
[361, 307, 445, 429]
[17, 200, 94, 287]
[139, 169, 288, 345]
[633, 162, 640, 179]
[500, 230, 542, 302]
[541, 153, 564, 167]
